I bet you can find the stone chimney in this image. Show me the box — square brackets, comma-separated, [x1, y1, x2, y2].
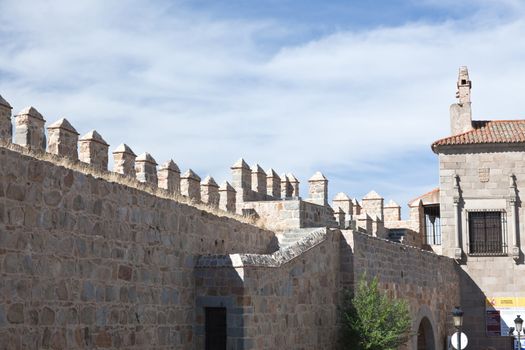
[135, 152, 158, 186]
[450, 66, 473, 135]
[201, 176, 220, 208]
[78, 130, 109, 170]
[113, 144, 136, 176]
[0, 95, 13, 141]
[251, 164, 267, 195]
[266, 168, 281, 199]
[14, 106, 46, 151]
[158, 160, 180, 194]
[181, 169, 201, 201]
[219, 181, 236, 213]
[308, 171, 328, 205]
[47, 118, 79, 160]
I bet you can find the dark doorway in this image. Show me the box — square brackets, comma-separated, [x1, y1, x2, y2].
[205, 307, 227, 350]
[417, 317, 435, 350]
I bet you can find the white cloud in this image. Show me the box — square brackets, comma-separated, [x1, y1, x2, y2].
[1, 0, 525, 212]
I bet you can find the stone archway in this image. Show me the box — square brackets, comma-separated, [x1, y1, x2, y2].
[417, 317, 435, 350]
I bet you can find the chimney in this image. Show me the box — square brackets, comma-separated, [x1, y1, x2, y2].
[450, 66, 473, 135]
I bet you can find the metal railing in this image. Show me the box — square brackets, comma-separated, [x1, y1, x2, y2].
[467, 210, 507, 256]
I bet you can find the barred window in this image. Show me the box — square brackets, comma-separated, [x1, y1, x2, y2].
[468, 211, 507, 255]
[424, 205, 441, 245]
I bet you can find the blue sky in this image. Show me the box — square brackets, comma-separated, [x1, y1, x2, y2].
[1, 0, 525, 216]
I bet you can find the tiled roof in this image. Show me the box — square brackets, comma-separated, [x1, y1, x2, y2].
[432, 120, 525, 151]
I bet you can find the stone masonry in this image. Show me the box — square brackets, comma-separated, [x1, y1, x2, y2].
[0, 87, 475, 350]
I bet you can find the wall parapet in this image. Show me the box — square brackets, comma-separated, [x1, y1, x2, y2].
[196, 227, 330, 268]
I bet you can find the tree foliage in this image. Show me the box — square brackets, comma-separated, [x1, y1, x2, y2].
[340, 274, 412, 350]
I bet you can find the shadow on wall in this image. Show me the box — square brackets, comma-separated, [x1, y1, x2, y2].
[339, 230, 463, 350]
[458, 268, 514, 350]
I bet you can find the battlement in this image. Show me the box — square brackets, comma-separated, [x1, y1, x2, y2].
[0, 93, 418, 241]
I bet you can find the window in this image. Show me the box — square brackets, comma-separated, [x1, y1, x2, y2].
[468, 211, 507, 255]
[424, 205, 441, 245]
[205, 307, 227, 350]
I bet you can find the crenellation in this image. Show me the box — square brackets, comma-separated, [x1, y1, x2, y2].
[383, 199, 401, 222]
[78, 130, 109, 170]
[0, 94, 13, 141]
[135, 152, 158, 186]
[219, 181, 236, 213]
[157, 159, 180, 194]
[231, 158, 251, 190]
[332, 192, 353, 227]
[333, 206, 345, 228]
[112, 143, 136, 176]
[46, 117, 79, 160]
[181, 169, 201, 201]
[0, 68, 488, 350]
[308, 171, 328, 205]
[201, 175, 220, 207]
[266, 168, 281, 198]
[287, 173, 299, 198]
[251, 164, 267, 195]
[352, 198, 361, 215]
[14, 106, 46, 151]
[361, 190, 384, 222]
[281, 173, 292, 198]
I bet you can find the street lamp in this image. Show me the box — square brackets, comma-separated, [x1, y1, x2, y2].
[515, 315, 523, 350]
[452, 306, 464, 349]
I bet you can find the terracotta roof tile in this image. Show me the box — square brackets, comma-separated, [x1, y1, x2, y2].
[432, 120, 525, 152]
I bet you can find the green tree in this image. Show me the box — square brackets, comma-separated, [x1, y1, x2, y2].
[340, 274, 412, 350]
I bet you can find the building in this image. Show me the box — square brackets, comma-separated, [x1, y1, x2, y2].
[432, 66, 525, 349]
[0, 66, 521, 349]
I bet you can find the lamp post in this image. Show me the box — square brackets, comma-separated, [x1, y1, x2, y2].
[515, 315, 523, 350]
[452, 306, 464, 350]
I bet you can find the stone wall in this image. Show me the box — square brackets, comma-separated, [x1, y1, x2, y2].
[438, 145, 525, 349]
[241, 200, 336, 232]
[0, 145, 276, 349]
[341, 230, 460, 350]
[195, 228, 339, 349]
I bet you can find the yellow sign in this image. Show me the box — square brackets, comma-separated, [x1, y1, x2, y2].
[486, 297, 525, 309]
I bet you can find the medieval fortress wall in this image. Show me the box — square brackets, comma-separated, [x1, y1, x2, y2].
[0, 94, 459, 349]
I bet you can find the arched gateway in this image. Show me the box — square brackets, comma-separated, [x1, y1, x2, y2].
[416, 317, 435, 350]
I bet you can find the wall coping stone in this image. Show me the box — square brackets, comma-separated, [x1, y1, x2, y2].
[196, 227, 330, 268]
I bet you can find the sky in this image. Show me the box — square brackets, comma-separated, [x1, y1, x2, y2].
[1, 0, 525, 216]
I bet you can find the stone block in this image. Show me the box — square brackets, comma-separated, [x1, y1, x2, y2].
[219, 181, 236, 213]
[14, 106, 46, 151]
[231, 158, 251, 191]
[266, 168, 281, 198]
[201, 176, 220, 207]
[113, 143, 136, 176]
[181, 169, 201, 201]
[78, 130, 109, 170]
[307, 171, 328, 205]
[158, 159, 180, 194]
[135, 152, 158, 185]
[7, 303, 24, 324]
[47, 118, 79, 160]
[251, 164, 267, 195]
[0, 94, 13, 141]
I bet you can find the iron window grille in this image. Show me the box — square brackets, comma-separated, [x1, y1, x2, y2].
[467, 210, 507, 256]
[424, 205, 441, 245]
